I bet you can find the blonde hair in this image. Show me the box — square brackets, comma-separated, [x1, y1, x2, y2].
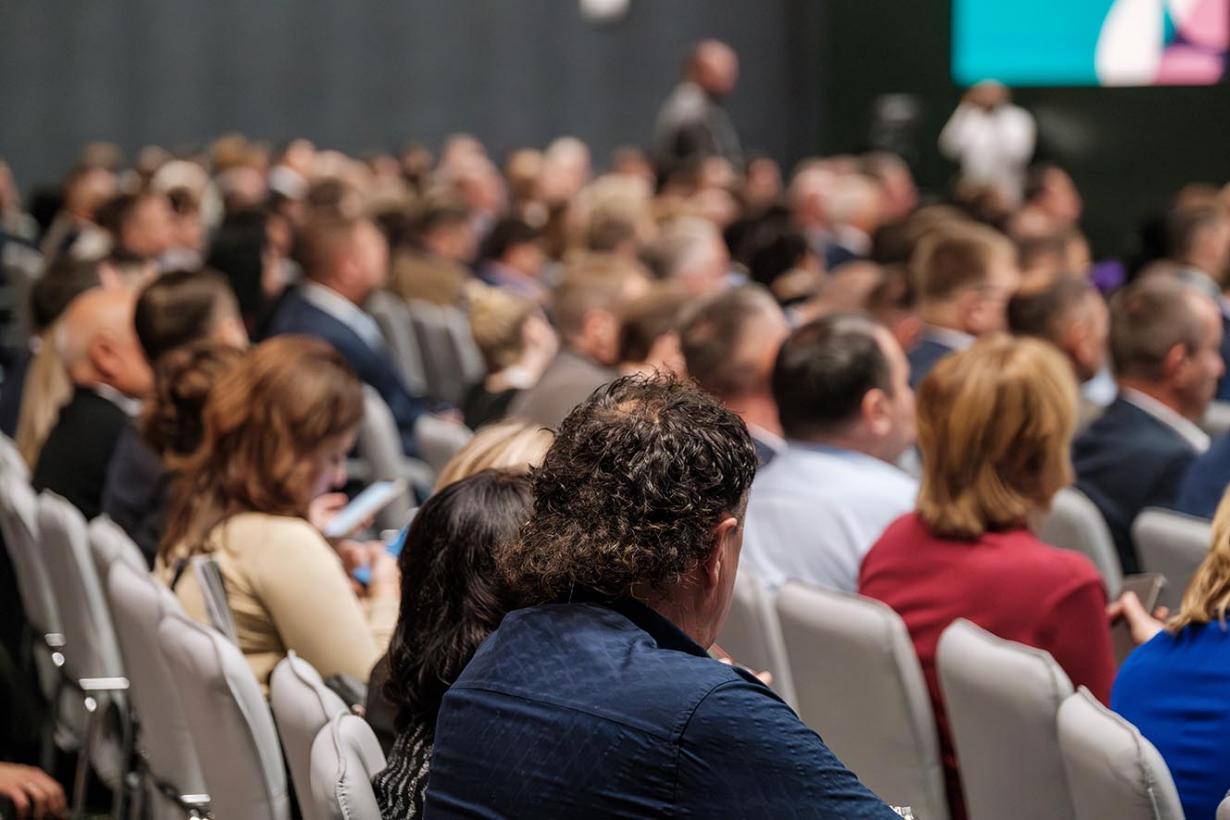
[1169, 488, 1230, 632]
[467, 285, 535, 372]
[15, 335, 73, 467]
[916, 335, 1077, 539]
[434, 421, 554, 491]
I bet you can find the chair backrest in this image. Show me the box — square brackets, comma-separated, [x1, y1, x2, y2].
[309, 713, 387, 820]
[356, 386, 417, 531]
[1218, 792, 1230, 820]
[0, 470, 59, 637]
[157, 610, 290, 820]
[414, 415, 473, 475]
[1038, 487, 1124, 597]
[36, 492, 125, 682]
[1134, 507, 1212, 612]
[1057, 687, 1183, 820]
[775, 583, 949, 820]
[270, 653, 350, 820]
[937, 619, 1076, 820]
[368, 290, 429, 396]
[105, 561, 209, 803]
[1200, 400, 1230, 438]
[406, 300, 482, 405]
[715, 569, 795, 707]
[87, 515, 148, 582]
[0, 432, 28, 479]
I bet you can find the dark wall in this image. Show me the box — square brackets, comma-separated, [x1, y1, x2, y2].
[0, 0, 824, 189]
[819, 0, 1230, 257]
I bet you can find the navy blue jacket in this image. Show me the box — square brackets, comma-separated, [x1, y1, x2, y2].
[425, 595, 896, 818]
[1072, 396, 1198, 574]
[264, 288, 428, 456]
[906, 337, 955, 389]
[1175, 431, 1230, 519]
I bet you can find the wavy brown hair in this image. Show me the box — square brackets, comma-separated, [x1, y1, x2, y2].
[161, 335, 364, 558]
[140, 340, 245, 469]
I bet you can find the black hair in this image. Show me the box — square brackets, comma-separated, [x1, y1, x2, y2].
[479, 216, 541, 262]
[134, 269, 237, 364]
[772, 314, 892, 440]
[29, 256, 101, 332]
[384, 469, 532, 732]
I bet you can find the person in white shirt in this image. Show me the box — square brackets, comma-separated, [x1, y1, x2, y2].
[939, 81, 1036, 205]
[743, 313, 917, 593]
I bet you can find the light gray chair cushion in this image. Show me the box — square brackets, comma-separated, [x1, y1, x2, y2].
[1218, 792, 1230, 820]
[414, 415, 473, 475]
[356, 386, 428, 531]
[0, 432, 28, 479]
[715, 569, 795, 707]
[1134, 508, 1211, 612]
[1057, 687, 1183, 820]
[1200, 401, 1230, 438]
[271, 653, 350, 820]
[937, 619, 1076, 820]
[309, 713, 387, 820]
[105, 561, 209, 818]
[36, 491, 128, 786]
[776, 583, 949, 820]
[369, 290, 429, 396]
[157, 610, 290, 820]
[0, 471, 59, 639]
[1039, 487, 1124, 597]
[406, 300, 484, 406]
[87, 515, 148, 583]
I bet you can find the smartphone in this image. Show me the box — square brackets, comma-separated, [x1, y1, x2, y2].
[1112, 573, 1167, 664]
[351, 511, 415, 586]
[323, 480, 406, 539]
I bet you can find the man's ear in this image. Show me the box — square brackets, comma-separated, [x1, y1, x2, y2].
[861, 387, 889, 435]
[704, 515, 741, 589]
[1162, 342, 1188, 382]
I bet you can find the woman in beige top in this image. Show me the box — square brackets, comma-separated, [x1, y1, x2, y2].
[159, 335, 399, 686]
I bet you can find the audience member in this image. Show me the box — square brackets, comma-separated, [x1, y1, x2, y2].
[907, 220, 1020, 387]
[0, 761, 66, 819]
[651, 216, 732, 296]
[820, 173, 883, 269]
[425, 375, 896, 817]
[1012, 163, 1083, 236]
[433, 419, 554, 492]
[31, 288, 151, 519]
[1007, 273, 1109, 428]
[652, 39, 742, 177]
[373, 470, 532, 817]
[1164, 203, 1230, 399]
[206, 209, 289, 336]
[1114, 485, 1230, 820]
[680, 285, 791, 465]
[743, 314, 917, 592]
[508, 262, 648, 427]
[40, 164, 115, 260]
[265, 216, 434, 456]
[616, 285, 690, 377]
[463, 285, 558, 429]
[474, 216, 548, 303]
[160, 336, 398, 687]
[860, 335, 1117, 820]
[1073, 278, 1223, 572]
[866, 263, 923, 353]
[97, 190, 175, 263]
[389, 201, 475, 307]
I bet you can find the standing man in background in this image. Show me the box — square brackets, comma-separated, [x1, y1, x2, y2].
[939, 81, 1036, 205]
[653, 40, 743, 179]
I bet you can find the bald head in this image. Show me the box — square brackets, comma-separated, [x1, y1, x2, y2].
[688, 40, 738, 98]
[56, 288, 152, 398]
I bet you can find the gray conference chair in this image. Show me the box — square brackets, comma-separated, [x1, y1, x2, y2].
[1200, 400, 1230, 438]
[105, 560, 211, 818]
[36, 491, 132, 814]
[415, 414, 474, 476]
[406, 300, 484, 405]
[270, 653, 350, 820]
[937, 619, 1076, 820]
[1218, 792, 1230, 820]
[356, 386, 431, 531]
[776, 583, 949, 820]
[0, 432, 27, 479]
[309, 713, 387, 820]
[158, 610, 290, 820]
[1057, 687, 1182, 820]
[1134, 507, 1212, 612]
[1039, 487, 1124, 597]
[87, 514, 148, 582]
[715, 569, 796, 707]
[368, 289, 430, 396]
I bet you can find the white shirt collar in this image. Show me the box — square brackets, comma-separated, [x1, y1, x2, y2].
[301, 283, 385, 351]
[747, 423, 786, 454]
[921, 324, 975, 352]
[92, 383, 142, 418]
[1121, 388, 1210, 453]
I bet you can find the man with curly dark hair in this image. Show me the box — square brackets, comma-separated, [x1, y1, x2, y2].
[424, 373, 897, 818]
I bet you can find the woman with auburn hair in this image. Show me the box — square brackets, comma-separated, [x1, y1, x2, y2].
[1113, 488, 1230, 819]
[859, 335, 1146, 820]
[160, 335, 399, 686]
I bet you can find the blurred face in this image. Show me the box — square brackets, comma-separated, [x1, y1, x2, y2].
[1043, 169, 1083, 225]
[871, 327, 917, 462]
[680, 233, 732, 296]
[92, 326, 154, 399]
[1067, 292, 1109, 383]
[172, 209, 205, 253]
[963, 251, 1021, 335]
[310, 429, 358, 501]
[1174, 294, 1226, 420]
[352, 221, 390, 294]
[122, 195, 175, 257]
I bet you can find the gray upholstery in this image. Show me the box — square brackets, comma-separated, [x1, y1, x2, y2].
[309, 713, 387, 820]
[1218, 793, 1230, 820]
[36, 491, 129, 788]
[356, 385, 429, 531]
[368, 290, 429, 396]
[105, 561, 209, 818]
[0, 432, 27, 479]
[415, 414, 473, 475]
[157, 610, 290, 820]
[776, 583, 949, 820]
[270, 653, 350, 820]
[87, 515, 148, 583]
[715, 569, 795, 707]
[1200, 400, 1230, 438]
[1039, 487, 1124, 597]
[1134, 507, 1212, 612]
[406, 300, 484, 405]
[1057, 687, 1183, 820]
[937, 619, 1076, 820]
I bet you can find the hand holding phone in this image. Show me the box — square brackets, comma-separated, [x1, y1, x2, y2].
[322, 480, 406, 539]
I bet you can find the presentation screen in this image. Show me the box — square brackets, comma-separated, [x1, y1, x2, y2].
[953, 0, 1228, 86]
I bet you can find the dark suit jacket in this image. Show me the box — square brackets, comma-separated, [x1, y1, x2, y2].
[264, 288, 428, 456]
[507, 349, 615, 429]
[101, 425, 167, 567]
[907, 336, 956, 389]
[1175, 431, 1230, 520]
[32, 387, 130, 521]
[1072, 396, 1199, 573]
[1216, 313, 1230, 401]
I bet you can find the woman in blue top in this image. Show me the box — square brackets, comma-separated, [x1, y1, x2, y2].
[1114, 487, 1230, 819]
